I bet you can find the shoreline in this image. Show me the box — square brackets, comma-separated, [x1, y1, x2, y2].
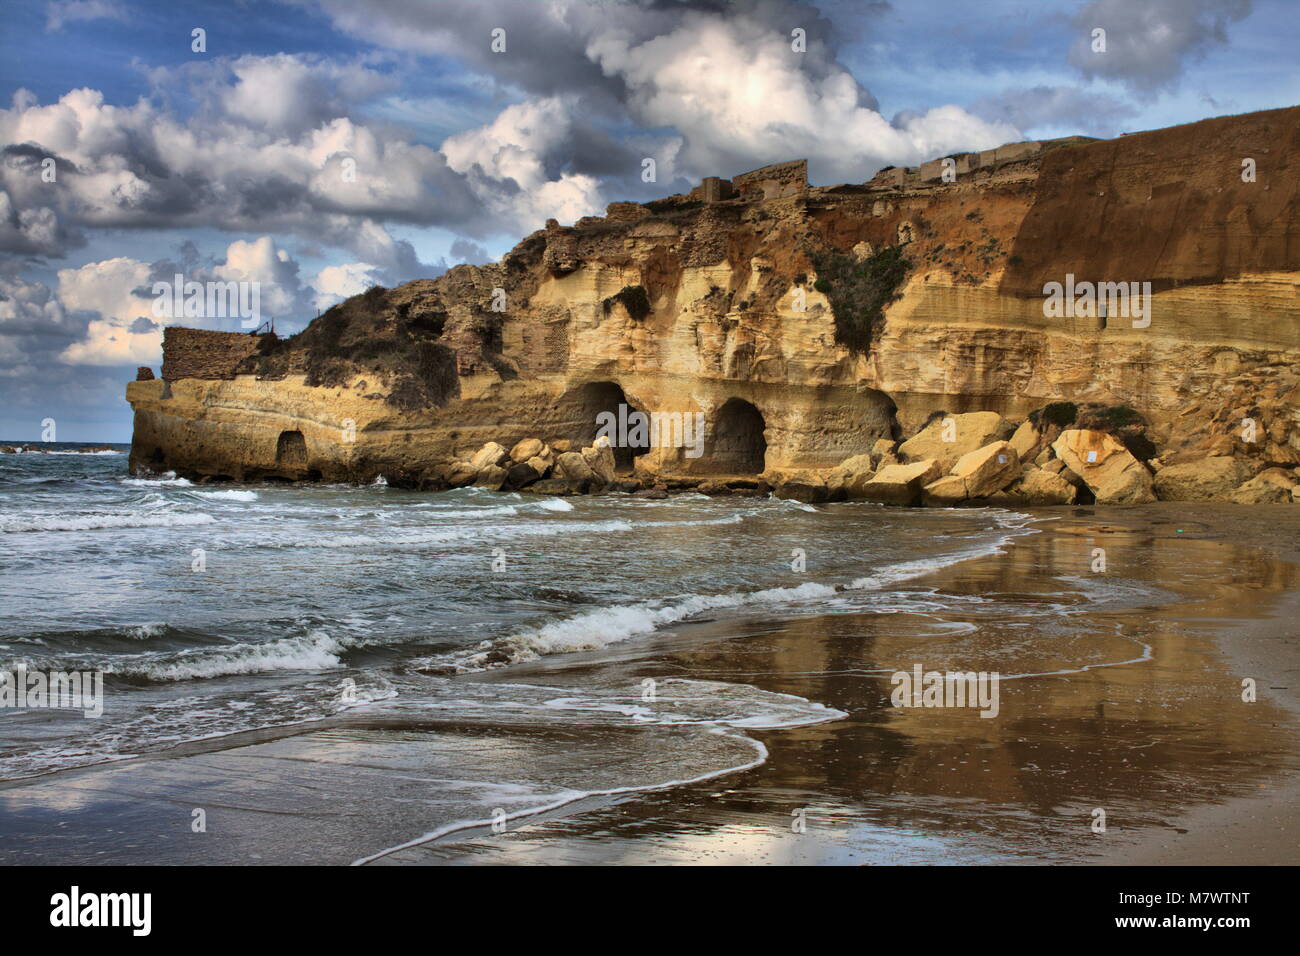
[1, 503, 1296, 865]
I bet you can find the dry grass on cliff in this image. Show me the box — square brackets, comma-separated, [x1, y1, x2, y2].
[237, 285, 459, 411]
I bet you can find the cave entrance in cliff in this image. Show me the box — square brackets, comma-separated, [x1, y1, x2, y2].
[575, 381, 650, 472]
[705, 398, 766, 474]
[276, 430, 307, 468]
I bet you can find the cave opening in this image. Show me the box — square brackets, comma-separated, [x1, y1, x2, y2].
[705, 398, 767, 474]
[276, 430, 307, 467]
[574, 381, 650, 472]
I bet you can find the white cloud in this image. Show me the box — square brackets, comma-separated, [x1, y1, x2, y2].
[1068, 0, 1253, 97]
[45, 0, 126, 33]
[442, 97, 604, 226]
[587, 11, 1019, 183]
[54, 238, 312, 366]
[312, 262, 382, 311]
[56, 257, 160, 366]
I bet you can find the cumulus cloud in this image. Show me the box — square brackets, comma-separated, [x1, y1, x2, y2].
[442, 97, 605, 226]
[311, 262, 383, 311]
[57, 257, 161, 365]
[52, 237, 315, 366]
[449, 237, 490, 264]
[1068, 0, 1253, 97]
[0, 77, 484, 265]
[319, 0, 1017, 186]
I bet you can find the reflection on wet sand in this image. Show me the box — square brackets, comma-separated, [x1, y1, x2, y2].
[393, 505, 1300, 865]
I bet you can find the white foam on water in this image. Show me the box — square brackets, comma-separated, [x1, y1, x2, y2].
[191, 489, 258, 502]
[2, 447, 123, 456]
[107, 629, 347, 681]
[120, 472, 193, 487]
[435, 514, 1038, 672]
[537, 498, 574, 511]
[122, 623, 168, 640]
[0, 512, 216, 533]
[290, 511, 741, 551]
[351, 677, 845, 865]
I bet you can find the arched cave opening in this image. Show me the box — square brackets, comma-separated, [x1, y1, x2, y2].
[573, 381, 651, 472]
[276, 430, 307, 467]
[705, 398, 767, 474]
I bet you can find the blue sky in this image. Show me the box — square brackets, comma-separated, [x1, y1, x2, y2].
[1, 0, 1297, 441]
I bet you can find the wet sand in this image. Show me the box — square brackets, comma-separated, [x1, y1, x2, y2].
[2, 503, 1297, 865]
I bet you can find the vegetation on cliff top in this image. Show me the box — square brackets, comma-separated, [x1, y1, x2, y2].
[237, 285, 459, 411]
[810, 245, 910, 354]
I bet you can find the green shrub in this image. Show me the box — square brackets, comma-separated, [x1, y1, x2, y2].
[810, 245, 910, 354]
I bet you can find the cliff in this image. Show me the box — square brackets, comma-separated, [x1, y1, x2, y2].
[127, 105, 1300, 503]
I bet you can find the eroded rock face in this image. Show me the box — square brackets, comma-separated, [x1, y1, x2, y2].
[128, 107, 1300, 499]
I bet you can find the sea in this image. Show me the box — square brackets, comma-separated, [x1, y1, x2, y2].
[1, 440, 1081, 859]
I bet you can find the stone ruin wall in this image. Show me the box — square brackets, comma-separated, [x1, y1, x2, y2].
[160, 327, 266, 382]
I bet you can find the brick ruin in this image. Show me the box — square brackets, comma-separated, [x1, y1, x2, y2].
[160, 327, 266, 381]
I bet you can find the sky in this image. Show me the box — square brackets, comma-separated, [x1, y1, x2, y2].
[1, 0, 1297, 442]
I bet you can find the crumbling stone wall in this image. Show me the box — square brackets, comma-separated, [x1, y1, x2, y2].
[733, 160, 808, 200]
[161, 327, 266, 381]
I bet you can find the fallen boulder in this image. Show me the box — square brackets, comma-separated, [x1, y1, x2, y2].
[442, 461, 478, 488]
[509, 438, 548, 463]
[860, 459, 945, 506]
[1051, 429, 1152, 503]
[1154, 456, 1261, 501]
[830, 453, 876, 499]
[950, 441, 1020, 499]
[504, 460, 542, 490]
[1095, 466, 1156, 504]
[474, 463, 508, 491]
[469, 441, 509, 473]
[555, 451, 599, 486]
[581, 437, 617, 484]
[899, 412, 1011, 470]
[920, 474, 969, 506]
[774, 475, 829, 504]
[1230, 467, 1298, 504]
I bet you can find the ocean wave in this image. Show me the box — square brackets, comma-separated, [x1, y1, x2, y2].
[536, 498, 574, 511]
[427, 521, 1032, 673]
[1, 447, 123, 456]
[189, 489, 258, 502]
[0, 512, 216, 533]
[120, 473, 193, 487]
[351, 677, 845, 865]
[107, 629, 347, 681]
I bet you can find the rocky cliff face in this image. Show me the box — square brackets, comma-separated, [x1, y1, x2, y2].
[127, 106, 1300, 503]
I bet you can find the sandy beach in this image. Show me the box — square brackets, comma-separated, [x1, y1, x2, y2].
[2, 502, 1296, 866]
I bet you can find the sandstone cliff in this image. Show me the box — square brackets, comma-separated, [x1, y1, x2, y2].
[127, 106, 1300, 503]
